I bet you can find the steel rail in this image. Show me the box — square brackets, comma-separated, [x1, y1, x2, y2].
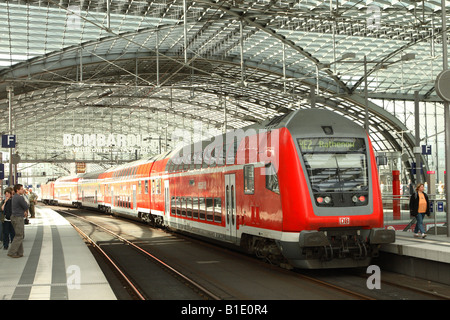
[59, 209, 222, 300]
[295, 272, 375, 300]
[69, 221, 146, 300]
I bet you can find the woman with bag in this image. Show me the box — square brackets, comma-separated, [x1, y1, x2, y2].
[409, 183, 430, 238]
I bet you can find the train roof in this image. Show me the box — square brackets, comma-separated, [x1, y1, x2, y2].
[54, 175, 81, 183]
[78, 170, 106, 180]
[53, 108, 362, 180]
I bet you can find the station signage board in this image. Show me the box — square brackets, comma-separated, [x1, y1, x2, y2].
[2, 134, 15, 148]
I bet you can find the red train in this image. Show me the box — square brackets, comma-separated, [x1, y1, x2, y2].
[41, 109, 395, 268]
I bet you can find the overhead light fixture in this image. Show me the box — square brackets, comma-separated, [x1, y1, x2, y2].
[401, 53, 415, 61]
[341, 52, 356, 60]
[317, 63, 331, 69]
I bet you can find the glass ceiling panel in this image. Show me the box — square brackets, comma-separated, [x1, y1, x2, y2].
[0, 0, 446, 180]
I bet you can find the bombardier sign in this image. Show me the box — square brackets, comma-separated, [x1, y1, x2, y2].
[63, 133, 145, 148]
[63, 133, 154, 153]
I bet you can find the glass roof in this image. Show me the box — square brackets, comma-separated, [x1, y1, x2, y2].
[0, 0, 447, 178]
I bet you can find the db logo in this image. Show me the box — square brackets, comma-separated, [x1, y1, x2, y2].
[339, 217, 350, 225]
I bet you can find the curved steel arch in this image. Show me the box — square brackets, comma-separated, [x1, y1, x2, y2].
[0, 25, 420, 171]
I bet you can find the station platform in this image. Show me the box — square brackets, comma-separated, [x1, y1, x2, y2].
[0, 206, 116, 300]
[380, 231, 450, 286]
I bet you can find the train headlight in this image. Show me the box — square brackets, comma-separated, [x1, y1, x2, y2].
[316, 195, 332, 205]
[352, 194, 367, 203]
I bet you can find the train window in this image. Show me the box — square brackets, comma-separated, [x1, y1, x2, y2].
[244, 165, 255, 194]
[151, 179, 155, 194]
[225, 140, 235, 165]
[145, 180, 149, 194]
[231, 186, 235, 212]
[206, 198, 214, 221]
[168, 160, 174, 172]
[214, 198, 222, 223]
[222, 141, 228, 165]
[186, 197, 193, 218]
[202, 150, 209, 168]
[171, 196, 176, 215]
[216, 146, 224, 167]
[183, 154, 191, 171]
[180, 159, 186, 171]
[138, 181, 141, 194]
[194, 152, 202, 170]
[209, 149, 217, 168]
[189, 154, 195, 171]
[176, 197, 181, 216]
[156, 179, 161, 194]
[199, 198, 206, 220]
[192, 197, 199, 219]
[265, 163, 280, 194]
[181, 197, 187, 216]
[299, 138, 368, 193]
[222, 145, 227, 166]
[226, 186, 230, 221]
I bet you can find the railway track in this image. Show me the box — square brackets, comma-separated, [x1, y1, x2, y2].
[297, 268, 450, 300]
[52, 206, 450, 300]
[57, 209, 221, 300]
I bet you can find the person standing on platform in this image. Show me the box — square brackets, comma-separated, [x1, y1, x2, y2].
[2, 187, 15, 250]
[28, 188, 37, 218]
[23, 189, 30, 225]
[8, 184, 29, 258]
[0, 194, 3, 246]
[409, 183, 430, 238]
[408, 179, 415, 195]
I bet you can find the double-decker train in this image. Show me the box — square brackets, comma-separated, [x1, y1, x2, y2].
[41, 108, 395, 268]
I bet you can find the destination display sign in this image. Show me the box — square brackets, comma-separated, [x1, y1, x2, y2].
[297, 138, 365, 153]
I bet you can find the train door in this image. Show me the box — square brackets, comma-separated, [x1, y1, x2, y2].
[164, 180, 170, 217]
[225, 174, 237, 242]
[111, 186, 114, 207]
[133, 185, 137, 209]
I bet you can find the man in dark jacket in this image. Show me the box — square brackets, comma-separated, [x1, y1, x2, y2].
[8, 184, 29, 258]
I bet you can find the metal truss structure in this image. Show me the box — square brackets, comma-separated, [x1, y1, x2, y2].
[0, 0, 447, 182]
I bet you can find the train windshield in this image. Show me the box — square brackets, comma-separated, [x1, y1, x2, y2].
[297, 138, 368, 192]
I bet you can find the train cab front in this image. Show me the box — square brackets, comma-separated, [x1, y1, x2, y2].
[278, 109, 395, 269]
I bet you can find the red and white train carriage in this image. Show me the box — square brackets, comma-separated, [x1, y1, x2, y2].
[40, 108, 395, 268]
[53, 176, 80, 206]
[40, 180, 55, 204]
